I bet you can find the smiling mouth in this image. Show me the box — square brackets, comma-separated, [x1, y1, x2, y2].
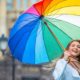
[72, 49, 78, 53]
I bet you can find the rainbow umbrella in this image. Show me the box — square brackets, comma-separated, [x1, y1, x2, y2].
[8, 0, 80, 64]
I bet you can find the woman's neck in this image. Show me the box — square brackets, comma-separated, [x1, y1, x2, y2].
[69, 56, 78, 62]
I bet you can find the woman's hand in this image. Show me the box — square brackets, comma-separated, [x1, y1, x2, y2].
[63, 50, 71, 61]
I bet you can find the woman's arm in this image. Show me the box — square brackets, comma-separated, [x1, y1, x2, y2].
[52, 59, 68, 80]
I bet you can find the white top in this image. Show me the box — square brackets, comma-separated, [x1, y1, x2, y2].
[52, 59, 80, 80]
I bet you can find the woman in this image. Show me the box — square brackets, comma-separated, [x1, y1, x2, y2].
[52, 40, 80, 80]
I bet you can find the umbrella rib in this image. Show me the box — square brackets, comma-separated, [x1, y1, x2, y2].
[41, 24, 51, 62]
[41, 1, 43, 15]
[9, 19, 39, 56]
[13, 31, 28, 54]
[47, 17, 80, 29]
[45, 18, 73, 40]
[43, 20, 65, 51]
[21, 20, 40, 64]
[47, 5, 80, 16]
[9, 18, 39, 41]
[24, 13, 39, 18]
[44, 0, 65, 15]
[33, 4, 42, 16]
[42, 0, 53, 14]
[45, 17, 80, 40]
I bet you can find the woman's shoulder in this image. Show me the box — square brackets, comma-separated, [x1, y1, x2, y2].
[56, 58, 68, 67]
[57, 58, 67, 63]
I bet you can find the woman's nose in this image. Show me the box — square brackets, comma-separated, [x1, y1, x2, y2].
[74, 46, 78, 49]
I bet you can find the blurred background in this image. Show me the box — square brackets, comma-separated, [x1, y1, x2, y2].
[0, 0, 55, 80]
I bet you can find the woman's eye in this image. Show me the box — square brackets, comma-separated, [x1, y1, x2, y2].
[71, 45, 75, 47]
[77, 45, 80, 48]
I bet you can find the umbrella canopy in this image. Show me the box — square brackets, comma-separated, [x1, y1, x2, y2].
[8, 0, 80, 64]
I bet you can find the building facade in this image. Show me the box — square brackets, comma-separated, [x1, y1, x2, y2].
[0, 0, 55, 80]
[0, 0, 40, 37]
[0, 0, 7, 37]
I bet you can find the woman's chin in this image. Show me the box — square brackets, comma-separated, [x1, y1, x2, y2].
[70, 52, 79, 57]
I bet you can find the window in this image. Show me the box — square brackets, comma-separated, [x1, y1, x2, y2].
[7, 0, 13, 11]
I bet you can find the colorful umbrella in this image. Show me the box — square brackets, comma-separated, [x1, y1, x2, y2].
[8, 0, 80, 64]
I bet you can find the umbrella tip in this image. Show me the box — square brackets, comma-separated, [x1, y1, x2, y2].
[39, 15, 44, 19]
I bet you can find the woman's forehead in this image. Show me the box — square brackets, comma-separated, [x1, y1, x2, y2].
[71, 41, 80, 45]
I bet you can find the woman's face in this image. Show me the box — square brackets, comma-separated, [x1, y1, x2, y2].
[68, 41, 80, 57]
